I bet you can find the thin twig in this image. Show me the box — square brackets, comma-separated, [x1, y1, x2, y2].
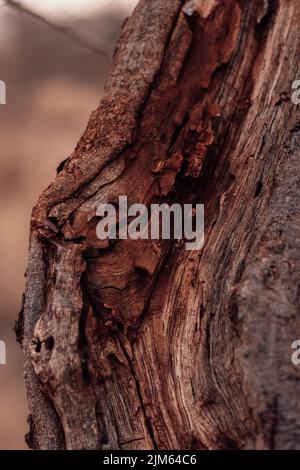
[4, 0, 110, 58]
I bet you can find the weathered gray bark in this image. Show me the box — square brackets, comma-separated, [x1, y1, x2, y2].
[18, 0, 300, 450]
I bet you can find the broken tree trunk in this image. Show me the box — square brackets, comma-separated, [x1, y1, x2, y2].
[19, 0, 300, 450]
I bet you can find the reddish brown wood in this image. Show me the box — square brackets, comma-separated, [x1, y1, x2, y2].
[20, 0, 300, 450]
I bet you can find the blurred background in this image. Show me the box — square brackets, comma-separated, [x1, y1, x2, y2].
[0, 0, 138, 449]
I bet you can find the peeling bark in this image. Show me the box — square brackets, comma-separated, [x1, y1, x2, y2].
[21, 0, 300, 450]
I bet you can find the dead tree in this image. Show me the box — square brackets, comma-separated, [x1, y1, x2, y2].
[18, 0, 300, 450]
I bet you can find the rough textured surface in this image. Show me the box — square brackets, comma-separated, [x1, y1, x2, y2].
[21, 0, 300, 449]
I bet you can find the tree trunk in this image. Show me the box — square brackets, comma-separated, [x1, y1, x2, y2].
[19, 0, 300, 450]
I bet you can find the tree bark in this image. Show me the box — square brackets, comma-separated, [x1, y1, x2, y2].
[19, 0, 300, 450]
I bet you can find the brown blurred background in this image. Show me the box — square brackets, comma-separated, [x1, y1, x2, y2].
[0, 0, 137, 449]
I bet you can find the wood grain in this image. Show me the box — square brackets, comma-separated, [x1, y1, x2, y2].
[20, 0, 300, 449]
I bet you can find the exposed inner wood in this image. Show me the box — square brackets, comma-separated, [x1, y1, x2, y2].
[20, 0, 300, 450]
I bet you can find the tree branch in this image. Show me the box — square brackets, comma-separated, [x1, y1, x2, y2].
[4, 0, 110, 57]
